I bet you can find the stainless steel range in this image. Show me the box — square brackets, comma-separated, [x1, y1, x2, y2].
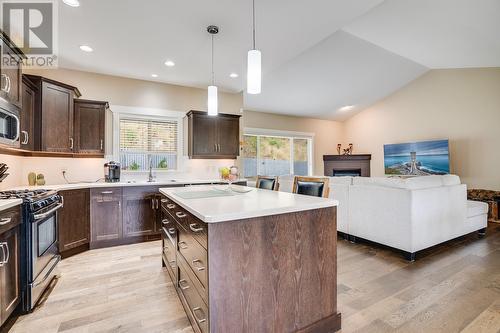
[0, 189, 63, 312]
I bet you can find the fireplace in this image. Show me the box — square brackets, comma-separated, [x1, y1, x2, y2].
[323, 154, 371, 177]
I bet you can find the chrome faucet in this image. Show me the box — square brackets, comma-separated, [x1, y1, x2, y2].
[148, 158, 155, 182]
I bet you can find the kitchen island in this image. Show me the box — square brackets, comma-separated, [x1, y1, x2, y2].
[159, 185, 341, 333]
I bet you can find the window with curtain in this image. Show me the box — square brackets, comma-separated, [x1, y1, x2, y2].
[242, 133, 312, 178]
[119, 118, 178, 171]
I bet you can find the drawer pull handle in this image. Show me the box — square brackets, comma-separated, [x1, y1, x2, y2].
[192, 259, 205, 271]
[192, 307, 207, 323]
[161, 199, 168, 203]
[176, 212, 187, 219]
[101, 191, 113, 194]
[166, 204, 176, 209]
[178, 241, 188, 250]
[162, 219, 170, 225]
[0, 218, 11, 225]
[168, 227, 176, 234]
[179, 279, 190, 290]
[189, 223, 204, 233]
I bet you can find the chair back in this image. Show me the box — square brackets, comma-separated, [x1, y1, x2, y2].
[256, 176, 280, 191]
[292, 176, 329, 198]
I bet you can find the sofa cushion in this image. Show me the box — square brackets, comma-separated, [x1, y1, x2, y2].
[441, 174, 461, 186]
[328, 176, 352, 185]
[467, 200, 489, 217]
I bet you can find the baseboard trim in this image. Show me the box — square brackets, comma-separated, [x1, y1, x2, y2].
[296, 312, 342, 333]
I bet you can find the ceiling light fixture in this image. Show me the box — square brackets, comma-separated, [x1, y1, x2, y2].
[207, 25, 219, 116]
[164, 60, 175, 67]
[151, 74, 158, 78]
[79, 45, 93, 52]
[247, 0, 261, 94]
[230, 73, 239, 78]
[339, 105, 355, 112]
[63, 0, 80, 7]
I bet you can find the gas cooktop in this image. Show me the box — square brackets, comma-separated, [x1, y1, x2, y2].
[0, 189, 57, 201]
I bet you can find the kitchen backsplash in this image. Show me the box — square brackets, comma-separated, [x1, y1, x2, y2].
[0, 154, 237, 189]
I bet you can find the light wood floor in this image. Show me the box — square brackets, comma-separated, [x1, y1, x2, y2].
[11, 223, 500, 333]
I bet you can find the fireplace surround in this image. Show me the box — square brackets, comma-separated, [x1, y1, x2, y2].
[323, 154, 371, 177]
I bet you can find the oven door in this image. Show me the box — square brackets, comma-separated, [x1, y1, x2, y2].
[0, 106, 20, 146]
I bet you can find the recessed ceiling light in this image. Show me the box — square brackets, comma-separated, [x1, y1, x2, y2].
[229, 73, 239, 78]
[338, 105, 355, 112]
[164, 60, 175, 67]
[79, 45, 93, 52]
[151, 74, 158, 78]
[63, 0, 80, 7]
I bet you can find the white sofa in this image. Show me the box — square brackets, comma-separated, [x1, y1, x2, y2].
[278, 175, 488, 260]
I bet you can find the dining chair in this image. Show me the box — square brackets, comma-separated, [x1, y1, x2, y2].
[292, 176, 330, 198]
[255, 175, 280, 191]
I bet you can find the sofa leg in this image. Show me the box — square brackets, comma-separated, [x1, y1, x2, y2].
[404, 252, 416, 262]
[478, 228, 487, 238]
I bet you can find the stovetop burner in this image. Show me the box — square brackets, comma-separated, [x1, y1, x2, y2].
[0, 189, 55, 201]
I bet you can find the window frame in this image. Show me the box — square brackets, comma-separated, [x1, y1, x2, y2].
[242, 127, 314, 177]
[111, 106, 184, 173]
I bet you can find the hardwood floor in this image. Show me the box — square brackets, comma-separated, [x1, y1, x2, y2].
[10, 223, 500, 333]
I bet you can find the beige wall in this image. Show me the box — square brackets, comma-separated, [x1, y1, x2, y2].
[344, 68, 500, 190]
[242, 111, 344, 176]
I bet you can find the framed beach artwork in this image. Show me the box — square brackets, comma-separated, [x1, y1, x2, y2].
[384, 139, 450, 176]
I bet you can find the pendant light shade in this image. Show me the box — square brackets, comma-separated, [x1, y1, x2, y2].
[247, 0, 261, 94]
[207, 25, 219, 116]
[247, 49, 261, 94]
[207, 85, 218, 116]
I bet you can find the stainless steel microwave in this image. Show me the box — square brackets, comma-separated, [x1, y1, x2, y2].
[0, 103, 20, 147]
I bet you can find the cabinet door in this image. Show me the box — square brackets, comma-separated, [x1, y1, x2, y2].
[217, 116, 240, 157]
[122, 188, 157, 238]
[0, 42, 22, 108]
[20, 79, 36, 150]
[41, 81, 74, 152]
[58, 189, 90, 252]
[0, 226, 20, 324]
[190, 114, 217, 157]
[74, 101, 105, 154]
[90, 188, 122, 242]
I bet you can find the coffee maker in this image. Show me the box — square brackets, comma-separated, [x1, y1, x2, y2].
[104, 161, 121, 183]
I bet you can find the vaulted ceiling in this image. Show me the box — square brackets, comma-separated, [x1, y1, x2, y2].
[58, 0, 500, 120]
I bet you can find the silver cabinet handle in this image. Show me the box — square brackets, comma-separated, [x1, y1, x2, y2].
[0, 242, 6, 266]
[151, 198, 154, 209]
[4, 243, 9, 264]
[101, 191, 113, 194]
[192, 259, 205, 271]
[155, 198, 159, 209]
[162, 218, 170, 225]
[69, 137, 74, 150]
[0, 218, 11, 225]
[189, 223, 204, 233]
[214, 143, 217, 152]
[168, 227, 175, 234]
[176, 212, 187, 219]
[6, 76, 11, 93]
[192, 307, 206, 323]
[21, 131, 29, 145]
[0, 74, 7, 92]
[166, 204, 175, 209]
[100, 139, 103, 150]
[161, 199, 168, 203]
[179, 279, 190, 290]
[178, 241, 188, 250]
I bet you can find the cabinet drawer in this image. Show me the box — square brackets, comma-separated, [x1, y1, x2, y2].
[90, 187, 122, 202]
[174, 209, 207, 249]
[161, 230, 176, 280]
[0, 205, 21, 235]
[178, 258, 209, 333]
[177, 225, 207, 289]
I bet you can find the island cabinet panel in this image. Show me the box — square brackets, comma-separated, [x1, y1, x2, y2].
[122, 187, 159, 238]
[177, 225, 208, 289]
[90, 188, 122, 248]
[58, 189, 90, 257]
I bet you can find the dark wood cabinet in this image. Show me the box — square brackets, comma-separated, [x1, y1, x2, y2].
[0, 34, 24, 109]
[74, 99, 107, 154]
[90, 188, 122, 248]
[186, 111, 240, 159]
[58, 189, 90, 256]
[20, 76, 38, 151]
[0, 205, 21, 327]
[122, 187, 159, 238]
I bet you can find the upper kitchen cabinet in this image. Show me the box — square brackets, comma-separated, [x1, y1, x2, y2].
[20, 76, 38, 150]
[186, 110, 241, 159]
[74, 99, 108, 154]
[0, 32, 25, 109]
[23, 74, 81, 153]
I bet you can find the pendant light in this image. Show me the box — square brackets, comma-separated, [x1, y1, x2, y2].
[207, 25, 219, 116]
[247, 0, 261, 94]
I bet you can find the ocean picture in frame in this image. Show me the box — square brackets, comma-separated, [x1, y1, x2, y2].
[384, 139, 450, 176]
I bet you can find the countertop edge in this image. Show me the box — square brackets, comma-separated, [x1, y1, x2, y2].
[0, 199, 23, 212]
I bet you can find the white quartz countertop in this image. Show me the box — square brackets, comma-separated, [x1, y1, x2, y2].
[0, 199, 23, 212]
[7, 179, 246, 191]
[160, 185, 338, 223]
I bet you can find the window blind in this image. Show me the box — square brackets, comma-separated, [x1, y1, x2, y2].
[119, 118, 177, 153]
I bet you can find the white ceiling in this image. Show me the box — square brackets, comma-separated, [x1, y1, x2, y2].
[57, 0, 500, 120]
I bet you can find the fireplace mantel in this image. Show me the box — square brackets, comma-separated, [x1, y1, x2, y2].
[323, 154, 371, 177]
